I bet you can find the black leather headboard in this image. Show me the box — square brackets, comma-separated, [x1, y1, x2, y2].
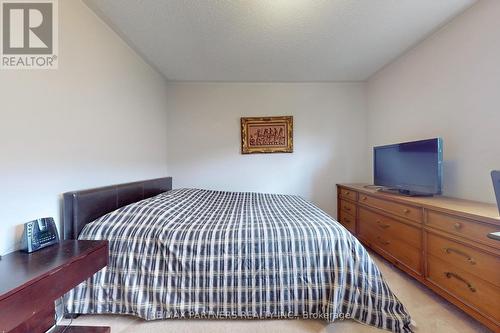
[63, 177, 172, 240]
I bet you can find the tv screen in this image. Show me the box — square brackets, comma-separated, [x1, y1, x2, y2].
[374, 138, 443, 195]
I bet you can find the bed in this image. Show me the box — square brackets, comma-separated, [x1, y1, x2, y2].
[63, 178, 413, 332]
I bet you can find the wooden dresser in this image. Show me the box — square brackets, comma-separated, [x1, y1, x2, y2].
[337, 184, 500, 332]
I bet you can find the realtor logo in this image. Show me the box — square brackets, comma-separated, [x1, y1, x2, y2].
[1, 0, 58, 69]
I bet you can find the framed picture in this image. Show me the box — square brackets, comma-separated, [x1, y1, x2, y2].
[241, 116, 293, 154]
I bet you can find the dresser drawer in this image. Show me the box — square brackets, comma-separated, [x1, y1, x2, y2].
[427, 211, 499, 249]
[359, 194, 422, 223]
[339, 199, 357, 218]
[359, 221, 422, 274]
[339, 187, 358, 202]
[426, 232, 500, 287]
[427, 255, 500, 322]
[359, 207, 421, 249]
[338, 210, 356, 234]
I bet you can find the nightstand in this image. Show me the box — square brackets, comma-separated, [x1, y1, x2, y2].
[0, 240, 109, 333]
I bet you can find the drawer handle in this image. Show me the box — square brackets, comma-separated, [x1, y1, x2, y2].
[361, 196, 367, 201]
[453, 222, 462, 230]
[376, 220, 390, 229]
[443, 247, 476, 265]
[344, 191, 350, 195]
[444, 272, 476, 293]
[376, 236, 390, 245]
[403, 208, 411, 214]
[344, 206, 351, 211]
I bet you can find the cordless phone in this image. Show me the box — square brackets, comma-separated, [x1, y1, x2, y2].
[20, 217, 59, 253]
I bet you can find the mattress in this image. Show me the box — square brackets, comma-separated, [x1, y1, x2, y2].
[65, 188, 412, 332]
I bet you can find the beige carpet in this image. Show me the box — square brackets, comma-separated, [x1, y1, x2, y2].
[61, 252, 492, 332]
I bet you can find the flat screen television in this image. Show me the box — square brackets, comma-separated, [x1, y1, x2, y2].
[374, 138, 443, 196]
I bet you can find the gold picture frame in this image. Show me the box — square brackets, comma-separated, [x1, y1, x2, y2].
[241, 116, 293, 154]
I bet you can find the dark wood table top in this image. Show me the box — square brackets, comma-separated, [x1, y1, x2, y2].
[0, 240, 108, 300]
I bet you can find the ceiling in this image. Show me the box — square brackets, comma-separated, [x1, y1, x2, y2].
[85, 0, 476, 82]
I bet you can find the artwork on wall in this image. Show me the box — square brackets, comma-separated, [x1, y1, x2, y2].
[241, 116, 293, 154]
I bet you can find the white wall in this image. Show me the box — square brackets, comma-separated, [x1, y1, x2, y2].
[0, 0, 168, 255]
[367, 0, 500, 203]
[166, 83, 369, 216]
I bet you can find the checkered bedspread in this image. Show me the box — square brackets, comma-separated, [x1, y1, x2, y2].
[65, 188, 412, 332]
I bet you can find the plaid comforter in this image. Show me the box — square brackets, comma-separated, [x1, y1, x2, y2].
[65, 188, 412, 332]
